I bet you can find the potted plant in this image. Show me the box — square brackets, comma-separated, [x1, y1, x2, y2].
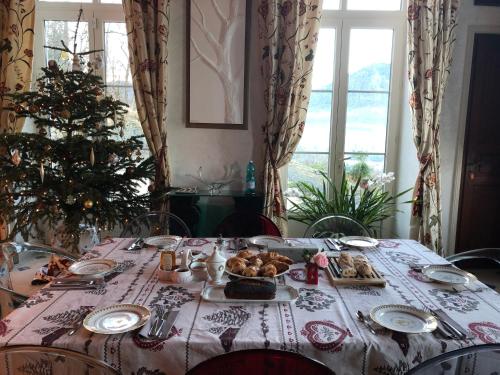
[288, 169, 411, 237]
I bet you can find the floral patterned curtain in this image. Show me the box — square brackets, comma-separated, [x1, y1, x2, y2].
[0, 0, 35, 241]
[258, 0, 323, 234]
[123, 0, 170, 192]
[407, 0, 460, 254]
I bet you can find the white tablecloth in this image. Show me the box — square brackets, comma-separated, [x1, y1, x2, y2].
[1, 238, 499, 374]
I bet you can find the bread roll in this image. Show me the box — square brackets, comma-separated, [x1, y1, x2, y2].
[356, 263, 373, 277]
[230, 259, 247, 274]
[338, 252, 354, 268]
[248, 256, 263, 268]
[342, 266, 357, 277]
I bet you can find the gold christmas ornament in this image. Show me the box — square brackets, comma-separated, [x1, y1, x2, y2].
[90, 146, 95, 166]
[83, 199, 94, 209]
[60, 51, 70, 61]
[11, 149, 21, 166]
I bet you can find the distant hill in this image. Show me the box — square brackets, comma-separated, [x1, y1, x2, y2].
[348, 63, 391, 92]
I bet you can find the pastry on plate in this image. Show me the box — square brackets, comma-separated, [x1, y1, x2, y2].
[265, 260, 289, 274]
[260, 263, 277, 277]
[242, 266, 259, 277]
[236, 250, 254, 260]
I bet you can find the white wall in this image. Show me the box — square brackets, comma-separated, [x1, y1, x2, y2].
[167, 0, 265, 191]
[440, 1, 500, 253]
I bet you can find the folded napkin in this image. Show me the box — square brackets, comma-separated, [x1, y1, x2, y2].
[138, 309, 179, 340]
[32, 255, 72, 285]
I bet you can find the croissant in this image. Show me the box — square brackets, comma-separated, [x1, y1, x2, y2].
[227, 257, 247, 268]
[275, 255, 293, 265]
[248, 256, 263, 268]
[242, 266, 259, 277]
[265, 260, 289, 274]
[237, 250, 254, 260]
[259, 252, 279, 264]
[260, 264, 277, 277]
[230, 259, 247, 275]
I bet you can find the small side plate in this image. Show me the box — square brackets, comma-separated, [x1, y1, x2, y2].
[68, 259, 117, 276]
[201, 285, 298, 303]
[339, 236, 379, 249]
[144, 235, 182, 248]
[370, 304, 438, 334]
[83, 304, 150, 334]
[422, 265, 478, 285]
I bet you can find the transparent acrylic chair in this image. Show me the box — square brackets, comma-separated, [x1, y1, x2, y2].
[120, 211, 192, 238]
[304, 215, 372, 238]
[0, 345, 119, 375]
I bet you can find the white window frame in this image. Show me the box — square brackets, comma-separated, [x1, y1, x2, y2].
[33, 1, 125, 86]
[285, 1, 407, 236]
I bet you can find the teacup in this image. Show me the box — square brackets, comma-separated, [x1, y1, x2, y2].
[158, 265, 192, 283]
[189, 261, 208, 282]
[174, 267, 192, 283]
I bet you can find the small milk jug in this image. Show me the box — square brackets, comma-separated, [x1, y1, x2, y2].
[206, 246, 226, 284]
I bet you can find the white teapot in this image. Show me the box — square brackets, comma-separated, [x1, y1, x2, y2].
[206, 245, 226, 284]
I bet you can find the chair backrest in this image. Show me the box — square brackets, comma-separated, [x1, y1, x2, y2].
[446, 248, 500, 265]
[405, 344, 500, 374]
[0, 345, 120, 375]
[213, 212, 282, 237]
[120, 211, 192, 238]
[304, 215, 371, 238]
[186, 349, 334, 375]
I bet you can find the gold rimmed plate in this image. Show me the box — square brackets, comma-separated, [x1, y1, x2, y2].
[422, 265, 478, 285]
[144, 235, 182, 248]
[339, 236, 379, 249]
[370, 304, 438, 334]
[247, 235, 284, 248]
[83, 304, 150, 335]
[68, 259, 117, 276]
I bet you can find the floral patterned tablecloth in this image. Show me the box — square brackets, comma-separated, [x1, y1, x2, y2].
[1, 238, 499, 374]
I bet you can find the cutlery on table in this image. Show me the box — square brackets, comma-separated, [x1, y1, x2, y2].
[323, 239, 334, 251]
[155, 310, 179, 340]
[327, 238, 342, 251]
[328, 257, 342, 278]
[124, 237, 143, 251]
[155, 310, 170, 338]
[68, 316, 86, 336]
[408, 263, 454, 272]
[356, 311, 377, 335]
[148, 306, 163, 338]
[432, 308, 471, 339]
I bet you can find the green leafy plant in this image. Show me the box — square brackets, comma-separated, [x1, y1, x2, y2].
[288, 169, 411, 236]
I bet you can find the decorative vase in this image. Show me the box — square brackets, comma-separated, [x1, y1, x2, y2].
[306, 263, 319, 285]
[206, 245, 226, 284]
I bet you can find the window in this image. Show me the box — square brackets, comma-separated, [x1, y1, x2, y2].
[33, 0, 143, 148]
[287, 1, 406, 195]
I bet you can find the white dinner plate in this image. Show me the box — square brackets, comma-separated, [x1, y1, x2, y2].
[144, 235, 182, 248]
[370, 304, 438, 334]
[422, 265, 478, 285]
[247, 235, 284, 248]
[83, 304, 150, 334]
[339, 236, 379, 249]
[68, 259, 117, 276]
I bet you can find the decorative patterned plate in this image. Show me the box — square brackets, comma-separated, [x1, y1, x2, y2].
[83, 304, 150, 334]
[144, 235, 182, 248]
[370, 304, 438, 334]
[68, 259, 117, 276]
[422, 265, 478, 285]
[247, 235, 284, 248]
[339, 236, 379, 249]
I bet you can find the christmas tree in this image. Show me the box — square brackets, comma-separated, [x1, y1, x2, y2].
[0, 13, 154, 251]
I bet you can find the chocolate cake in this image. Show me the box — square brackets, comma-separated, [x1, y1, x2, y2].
[224, 279, 277, 300]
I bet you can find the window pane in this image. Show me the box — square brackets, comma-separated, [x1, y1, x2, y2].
[347, 0, 401, 10]
[288, 153, 329, 192]
[44, 21, 89, 71]
[348, 29, 393, 91]
[298, 92, 332, 152]
[323, 0, 340, 10]
[345, 154, 385, 181]
[104, 22, 132, 85]
[312, 28, 335, 91]
[344, 92, 388, 153]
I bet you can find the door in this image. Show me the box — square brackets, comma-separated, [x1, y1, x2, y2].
[456, 33, 500, 251]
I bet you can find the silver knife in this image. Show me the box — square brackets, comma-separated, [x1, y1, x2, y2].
[433, 308, 471, 339]
[328, 238, 341, 251]
[127, 237, 143, 251]
[155, 310, 179, 339]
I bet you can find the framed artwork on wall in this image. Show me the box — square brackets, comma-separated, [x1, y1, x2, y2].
[186, 0, 251, 130]
[474, 0, 500, 6]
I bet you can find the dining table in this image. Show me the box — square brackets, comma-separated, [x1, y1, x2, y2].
[0, 237, 499, 374]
